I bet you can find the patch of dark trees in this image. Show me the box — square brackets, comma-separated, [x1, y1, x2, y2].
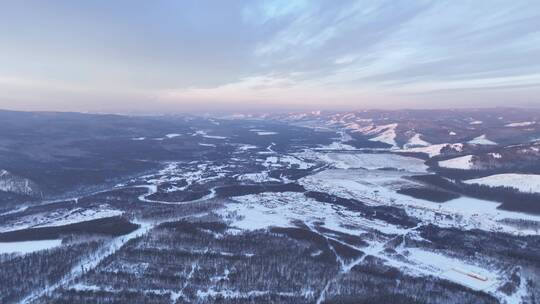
[78, 187, 149, 209]
[499, 218, 540, 232]
[397, 187, 460, 203]
[47, 220, 341, 303]
[46, 290, 314, 304]
[0, 241, 102, 304]
[328, 238, 364, 261]
[268, 168, 315, 180]
[428, 157, 540, 179]
[42, 289, 172, 304]
[139, 201, 223, 221]
[0, 191, 37, 210]
[0, 112, 297, 196]
[159, 220, 228, 234]
[305, 191, 419, 228]
[24, 217, 523, 304]
[393, 151, 431, 160]
[323, 295, 419, 304]
[411, 174, 540, 215]
[417, 224, 540, 265]
[269, 227, 328, 247]
[498, 267, 522, 296]
[270, 226, 365, 264]
[215, 121, 336, 154]
[0, 216, 138, 242]
[158, 180, 189, 190]
[313, 225, 369, 248]
[322, 256, 499, 304]
[0, 200, 74, 225]
[344, 136, 392, 149]
[200, 146, 238, 162]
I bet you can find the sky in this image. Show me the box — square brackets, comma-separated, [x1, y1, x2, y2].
[0, 0, 539, 113]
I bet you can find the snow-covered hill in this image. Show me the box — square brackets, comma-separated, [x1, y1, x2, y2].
[465, 173, 540, 193]
[2, 109, 540, 304]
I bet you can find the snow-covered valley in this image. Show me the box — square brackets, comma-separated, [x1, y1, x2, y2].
[1, 110, 540, 304]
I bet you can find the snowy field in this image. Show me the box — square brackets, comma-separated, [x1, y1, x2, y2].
[297, 151, 428, 172]
[0, 239, 62, 254]
[236, 144, 258, 151]
[465, 173, 540, 193]
[300, 169, 540, 235]
[222, 191, 404, 235]
[401, 247, 497, 291]
[0, 206, 123, 233]
[366, 123, 398, 147]
[346, 123, 398, 147]
[403, 133, 430, 148]
[249, 130, 278, 135]
[438, 155, 474, 169]
[219, 188, 527, 303]
[193, 130, 226, 139]
[468, 135, 497, 145]
[506, 121, 536, 127]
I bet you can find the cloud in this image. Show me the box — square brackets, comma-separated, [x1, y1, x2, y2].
[242, 0, 308, 25]
[0, 0, 539, 112]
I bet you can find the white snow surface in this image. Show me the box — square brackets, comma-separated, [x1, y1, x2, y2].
[165, 133, 181, 138]
[236, 144, 258, 151]
[403, 134, 430, 148]
[222, 191, 405, 236]
[199, 143, 216, 147]
[366, 123, 398, 147]
[490, 153, 502, 159]
[505, 121, 536, 127]
[438, 155, 474, 169]
[0, 206, 123, 233]
[193, 130, 226, 139]
[346, 123, 398, 147]
[251, 130, 278, 135]
[465, 173, 540, 193]
[403, 248, 497, 291]
[297, 151, 427, 172]
[468, 134, 497, 145]
[0, 239, 62, 254]
[300, 169, 540, 235]
[204, 135, 226, 139]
